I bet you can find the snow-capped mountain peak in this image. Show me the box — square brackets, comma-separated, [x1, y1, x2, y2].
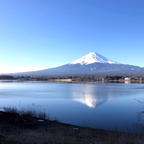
[12, 52, 144, 77]
[70, 52, 117, 65]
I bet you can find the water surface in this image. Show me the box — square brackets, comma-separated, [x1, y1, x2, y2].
[0, 81, 144, 131]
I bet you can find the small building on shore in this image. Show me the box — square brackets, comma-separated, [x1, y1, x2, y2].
[124, 77, 131, 83]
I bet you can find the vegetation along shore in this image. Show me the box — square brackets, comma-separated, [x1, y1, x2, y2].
[1, 75, 144, 83]
[0, 108, 143, 144]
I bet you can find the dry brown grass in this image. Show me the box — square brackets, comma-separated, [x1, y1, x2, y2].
[0, 108, 144, 144]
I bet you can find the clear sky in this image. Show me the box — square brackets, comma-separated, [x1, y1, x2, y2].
[0, 0, 144, 73]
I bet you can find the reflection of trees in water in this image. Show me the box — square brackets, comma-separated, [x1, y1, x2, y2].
[72, 84, 117, 108]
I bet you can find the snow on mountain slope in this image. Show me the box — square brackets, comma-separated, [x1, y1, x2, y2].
[11, 52, 144, 77]
[70, 52, 117, 65]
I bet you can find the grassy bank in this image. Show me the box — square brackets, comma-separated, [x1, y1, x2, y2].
[0, 108, 144, 144]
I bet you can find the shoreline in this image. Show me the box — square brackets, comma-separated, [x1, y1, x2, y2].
[0, 109, 144, 144]
[1, 75, 144, 83]
[0, 79, 144, 84]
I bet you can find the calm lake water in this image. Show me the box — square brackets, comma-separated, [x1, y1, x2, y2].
[0, 81, 144, 131]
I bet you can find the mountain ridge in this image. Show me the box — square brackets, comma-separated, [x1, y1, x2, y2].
[12, 52, 144, 77]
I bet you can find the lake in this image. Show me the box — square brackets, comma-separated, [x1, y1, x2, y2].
[0, 81, 144, 131]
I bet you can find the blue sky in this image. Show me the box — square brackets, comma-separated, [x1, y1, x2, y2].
[0, 0, 144, 73]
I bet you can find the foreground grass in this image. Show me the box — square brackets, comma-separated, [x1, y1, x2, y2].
[0, 108, 144, 144]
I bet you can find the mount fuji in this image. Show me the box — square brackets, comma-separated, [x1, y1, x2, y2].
[70, 52, 118, 65]
[14, 52, 144, 77]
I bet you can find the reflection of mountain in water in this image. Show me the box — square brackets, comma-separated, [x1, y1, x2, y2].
[75, 94, 97, 108]
[72, 84, 116, 108]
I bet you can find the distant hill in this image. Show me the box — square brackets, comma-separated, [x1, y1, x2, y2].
[12, 52, 144, 77]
